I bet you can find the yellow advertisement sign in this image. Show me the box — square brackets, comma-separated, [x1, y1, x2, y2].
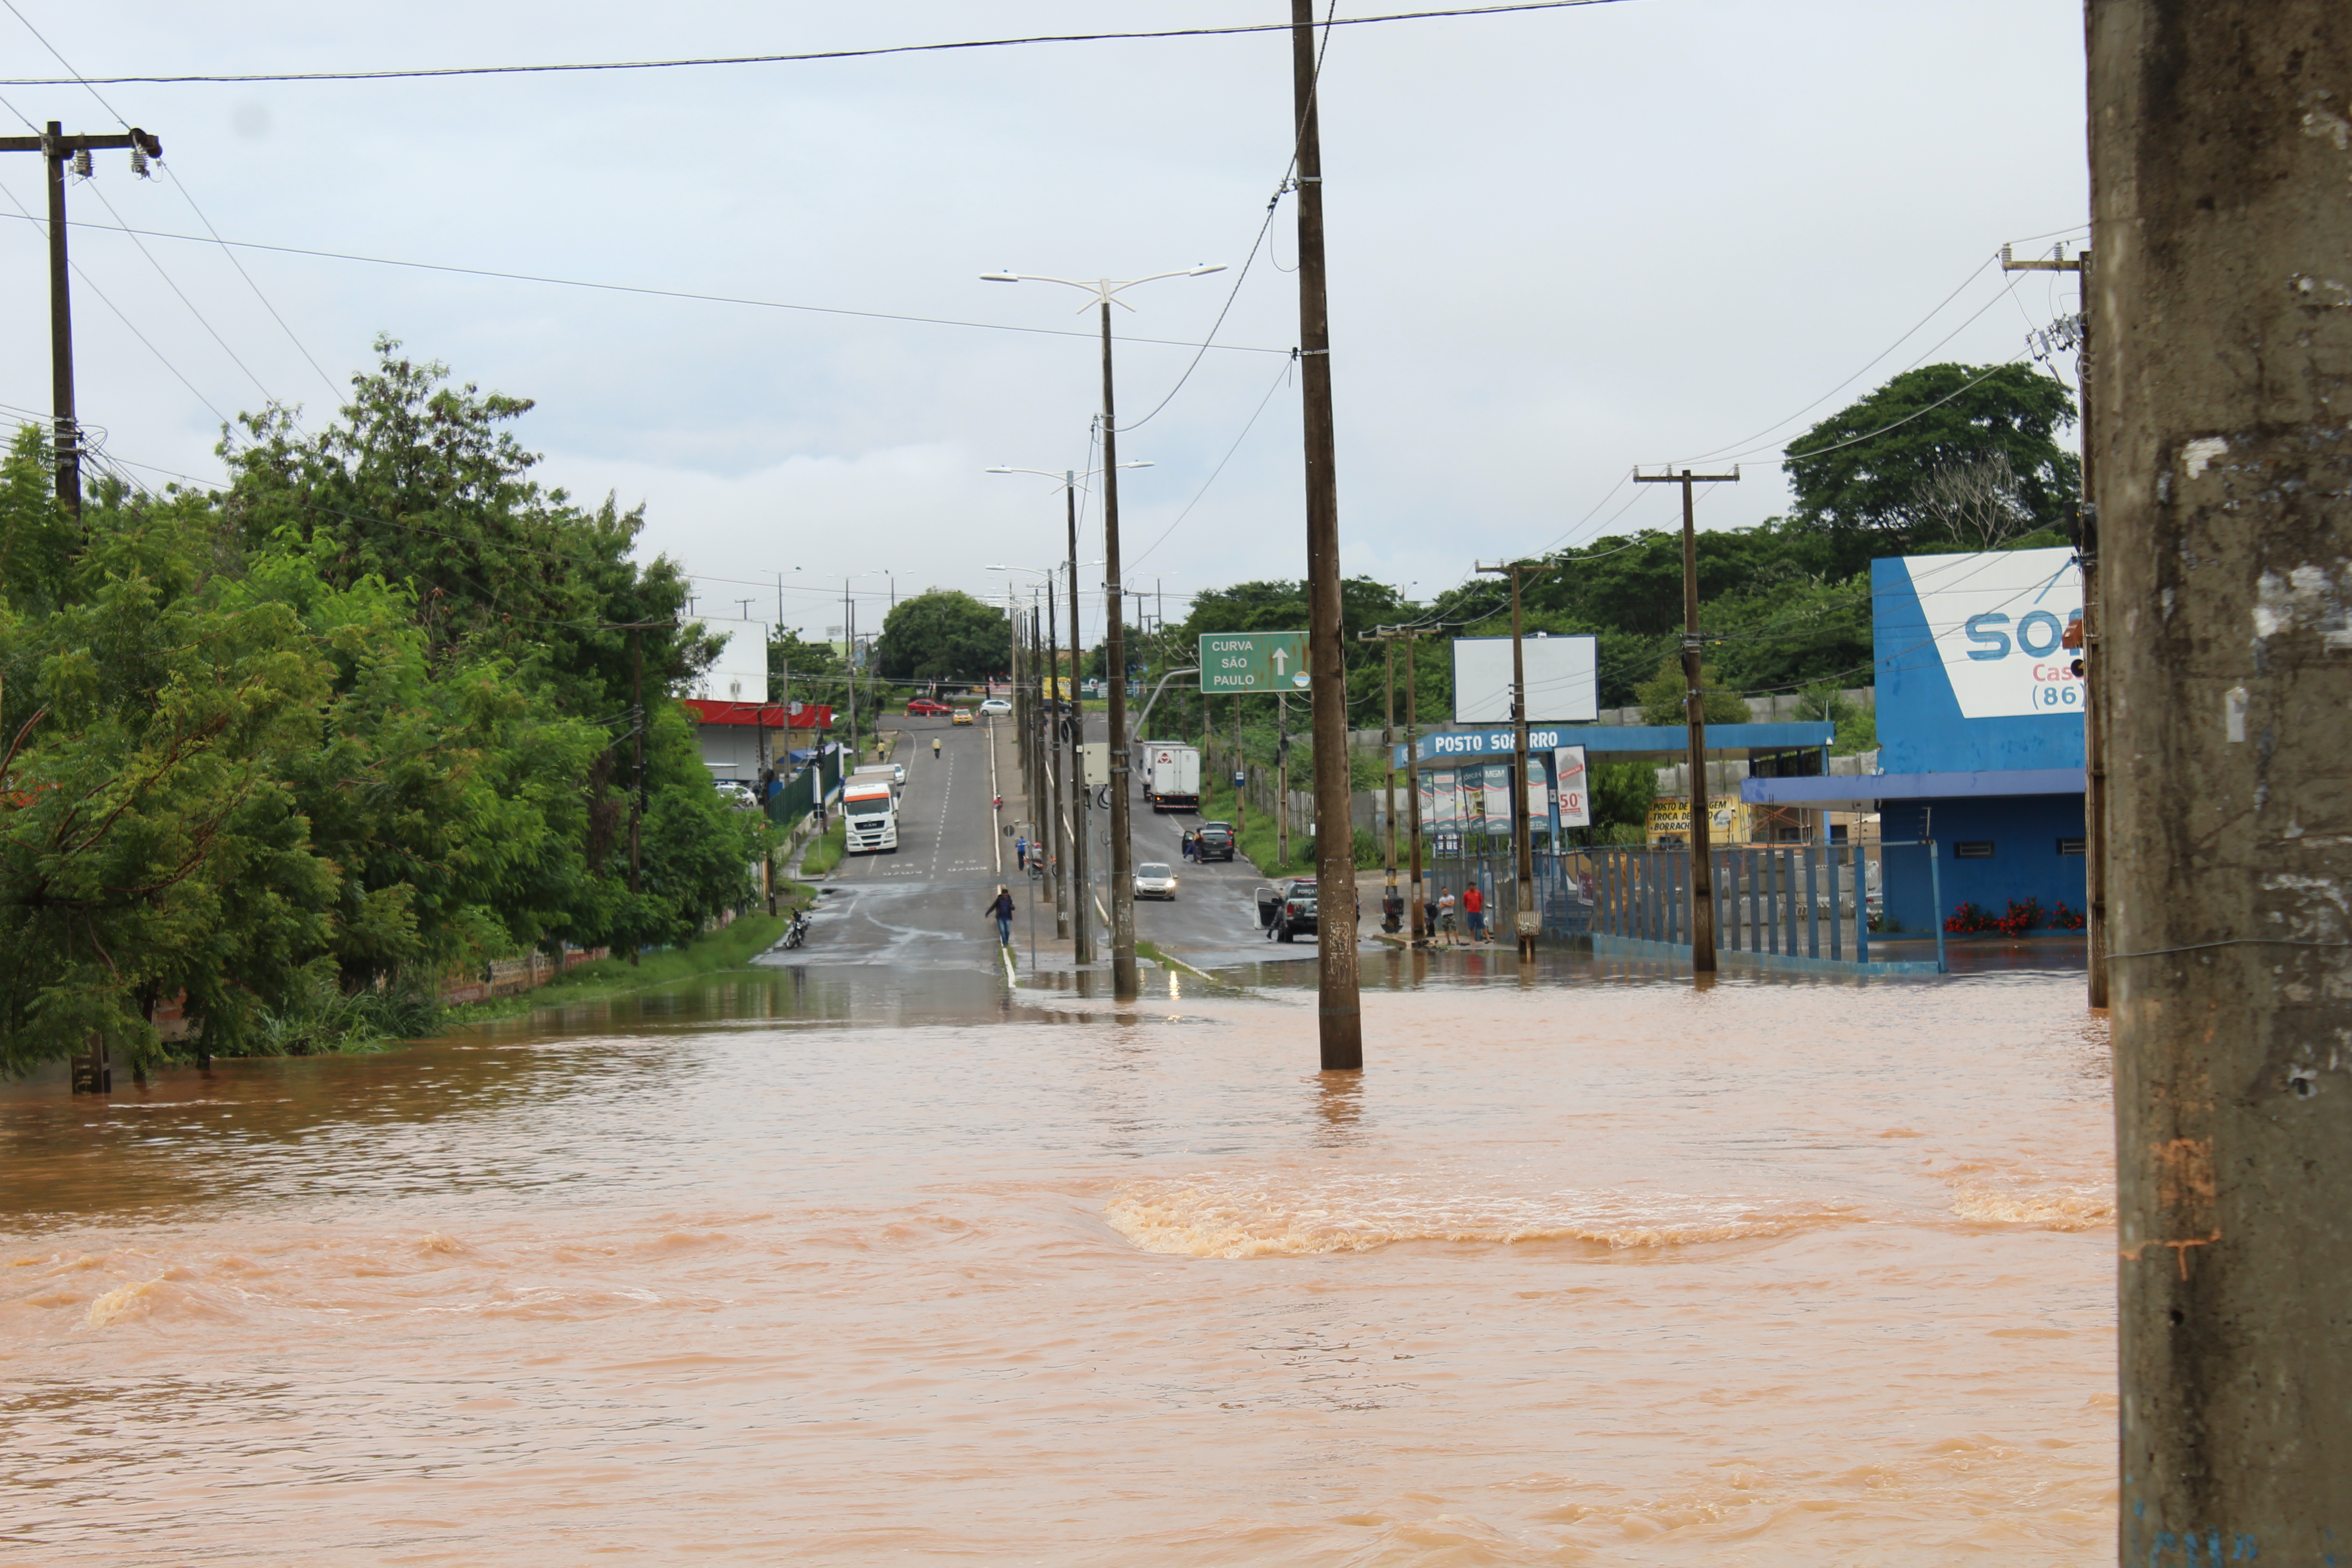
[1645, 795, 1750, 847]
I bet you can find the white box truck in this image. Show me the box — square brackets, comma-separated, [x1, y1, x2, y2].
[1142, 742, 1200, 813]
[842, 776, 899, 853]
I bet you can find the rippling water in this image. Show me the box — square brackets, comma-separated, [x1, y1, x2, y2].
[1, 961, 2114, 1564]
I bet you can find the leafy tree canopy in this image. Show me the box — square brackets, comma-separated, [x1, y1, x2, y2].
[873, 589, 1010, 681]
[1784, 362, 2079, 548]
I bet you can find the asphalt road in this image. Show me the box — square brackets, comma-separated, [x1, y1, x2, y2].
[763, 709, 1369, 976]
[761, 713, 1013, 972]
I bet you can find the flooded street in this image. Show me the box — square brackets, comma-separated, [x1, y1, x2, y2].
[2, 959, 2114, 1565]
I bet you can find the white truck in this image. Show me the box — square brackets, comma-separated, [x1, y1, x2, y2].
[841, 776, 899, 853]
[1141, 742, 1200, 813]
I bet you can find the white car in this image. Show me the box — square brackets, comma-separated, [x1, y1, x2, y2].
[713, 781, 759, 809]
[978, 697, 1013, 716]
[1133, 862, 1179, 900]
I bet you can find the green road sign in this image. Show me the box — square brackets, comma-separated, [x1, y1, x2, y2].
[1199, 631, 1309, 693]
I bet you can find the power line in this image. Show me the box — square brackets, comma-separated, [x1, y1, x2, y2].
[1128, 351, 1296, 571]
[0, 0, 348, 408]
[0, 210, 1294, 356]
[160, 167, 345, 404]
[0, 3, 1646, 86]
[0, 175, 230, 425]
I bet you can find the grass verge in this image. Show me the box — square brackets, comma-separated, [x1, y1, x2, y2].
[800, 818, 847, 877]
[440, 912, 791, 1029]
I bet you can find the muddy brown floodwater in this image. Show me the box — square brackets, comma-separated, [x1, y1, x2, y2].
[0, 959, 2115, 1565]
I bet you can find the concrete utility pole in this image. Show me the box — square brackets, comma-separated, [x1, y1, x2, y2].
[1276, 691, 1290, 866]
[2091, 2, 2352, 1553]
[1064, 480, 1092, 965]
[1634, 466, 1738, 976]
[1044, 574, 1068, 940]
[1290, 0, 1363, 1069]
[1477, 559, 1547, 958]
[1359, 629, 1402, 931]
[2005, 242, 2106, 1009]
[0, 122, 162, 513]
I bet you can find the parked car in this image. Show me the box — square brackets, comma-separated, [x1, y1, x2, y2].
[1194, 821, 1235, 862]
[951, 708, 975, 725]
[1134, 862, 1179, 900]
[978, 697, 1013, 716]
[713, 780, 758, 810]
[905, 698, 951, 716]
[1273, 889, 1319, 943]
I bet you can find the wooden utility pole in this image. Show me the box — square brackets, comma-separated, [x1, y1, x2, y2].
[2004, 242, 2105, 1009]
[2091, 3, 2352, 1548]
[1290, 0, 1362, 1070]
[1476, 560, 1546, 958]
[1633, 466, 1738, 976]
[0, 123, 161, 514]
[1063, 473, 1093, 966]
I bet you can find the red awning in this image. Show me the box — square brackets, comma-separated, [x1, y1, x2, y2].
[683, 698, 833, 728]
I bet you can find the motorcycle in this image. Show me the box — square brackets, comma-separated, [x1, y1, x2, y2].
[781, 908, 812, 950]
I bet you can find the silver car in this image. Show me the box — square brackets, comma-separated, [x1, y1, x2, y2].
[1133, 862, 1179, 900]
[978, 697, 1013, 715]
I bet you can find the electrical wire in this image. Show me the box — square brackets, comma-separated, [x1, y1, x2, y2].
[1127, 351, 1296, 572]
[160, 166, 345, 403]
[0, 3, 1647, 86]
[0, 210, 1295, 357]
[1122, 0, 1341, 434]
[0, 174, 230, 424]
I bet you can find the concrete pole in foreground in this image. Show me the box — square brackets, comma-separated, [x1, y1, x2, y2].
[2089, 2, 2352, 1554]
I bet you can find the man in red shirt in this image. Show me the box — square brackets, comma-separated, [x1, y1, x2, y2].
[1463, 882, 1487, 943]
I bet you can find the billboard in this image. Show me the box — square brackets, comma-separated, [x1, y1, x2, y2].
[691, 615, 771, 705]
[1872, 546, 2084, 774]
[1450, 635, 1598, 725]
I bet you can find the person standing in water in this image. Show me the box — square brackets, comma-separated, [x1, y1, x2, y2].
[986, 886, 1015, 946]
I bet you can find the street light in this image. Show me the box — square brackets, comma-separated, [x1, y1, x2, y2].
[982, 267, 1222, 1001]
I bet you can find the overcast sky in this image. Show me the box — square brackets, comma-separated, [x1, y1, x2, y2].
[0, 1, 2089, 643]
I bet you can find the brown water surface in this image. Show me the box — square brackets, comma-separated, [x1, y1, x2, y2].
[1, 961, 2114, 1564]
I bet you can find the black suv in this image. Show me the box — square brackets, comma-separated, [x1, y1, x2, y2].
[1194, 821, 1235, 862]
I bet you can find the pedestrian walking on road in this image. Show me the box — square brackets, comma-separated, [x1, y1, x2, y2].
[1463, 882, 1487, 944]
[1180, 831, 1195, 863]
[932, 737, 941, 761]
[1015, 835, 1029, 872]
[986, 886, 1015, 947]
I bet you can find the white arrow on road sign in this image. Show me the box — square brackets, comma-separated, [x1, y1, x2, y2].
[1270, 647, 1290, 676]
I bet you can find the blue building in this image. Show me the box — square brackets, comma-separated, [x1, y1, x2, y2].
[1744, 546, 2087, 935]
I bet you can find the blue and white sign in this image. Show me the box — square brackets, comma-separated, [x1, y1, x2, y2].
[1874, 545, 2084, 775]
[1903, 548, 2083, 718]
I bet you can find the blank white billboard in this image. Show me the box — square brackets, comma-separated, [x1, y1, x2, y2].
[1450, 635, 1597, 724]
[691, 616, 771, 704]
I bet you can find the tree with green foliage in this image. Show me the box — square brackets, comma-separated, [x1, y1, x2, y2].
[1588, 759, 1660, 843]
[1784, 362, 2079, 549]
[0, 342, 767, 1078]
[1634, 657, 1753, 726]
[873, 589, 1009, 682]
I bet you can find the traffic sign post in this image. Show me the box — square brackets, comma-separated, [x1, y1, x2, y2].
[1198, 631, 1309, 693]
